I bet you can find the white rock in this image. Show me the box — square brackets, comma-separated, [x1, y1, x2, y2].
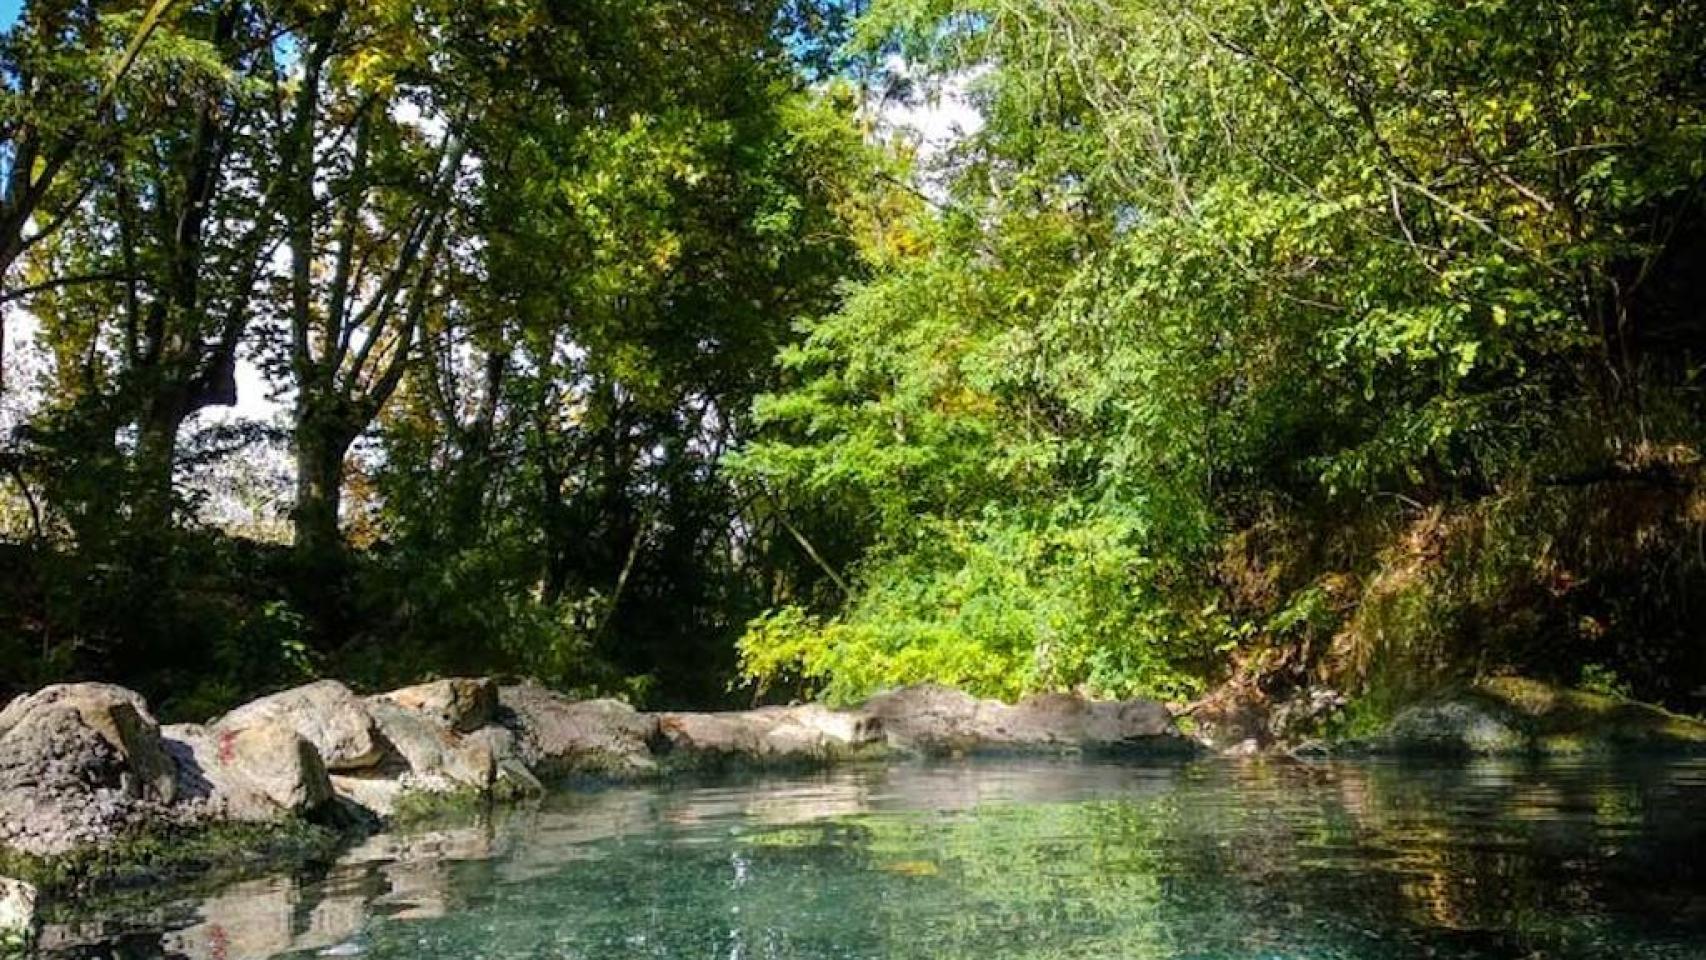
[215, 681, 384, 771]
[0, 877, 35, 946]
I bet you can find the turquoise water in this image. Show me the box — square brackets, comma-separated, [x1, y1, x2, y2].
[38, 757, 1706, 959]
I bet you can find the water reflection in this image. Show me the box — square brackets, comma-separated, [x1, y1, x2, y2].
[36, 756, 1706, 959]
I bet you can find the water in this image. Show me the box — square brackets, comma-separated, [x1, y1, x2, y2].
[35, 756, 1706, 959]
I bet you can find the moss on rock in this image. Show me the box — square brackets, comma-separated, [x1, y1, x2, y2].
[1477, 676, 1706, 752]
[0, 816, 344, 902]
[1348, 676, 1706, 756]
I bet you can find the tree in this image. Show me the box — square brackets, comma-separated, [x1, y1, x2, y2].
[17, 0, 291, 533]
[0, 0, 181, 383]
[361, 0, 866, 700]
[276, 13, 467, 565]
[735, 0, 1706, 703]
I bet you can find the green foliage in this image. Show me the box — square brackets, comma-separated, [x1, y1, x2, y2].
[0, 1, 868, 709]
[737, 0, 1706, 706]
[3, 0, 1705, 715]
[739, 509, 1225, 704]
[1579, 664, 1634, 701]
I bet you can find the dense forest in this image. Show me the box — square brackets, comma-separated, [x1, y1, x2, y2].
[1, 0, 1703, 728]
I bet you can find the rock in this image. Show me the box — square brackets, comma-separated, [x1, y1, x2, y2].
[1380, 699, 1527, 755]
[774, 703, 882, 745]
[860, 685, 985, 754]
[330, 775, 409, 819]
[1344, 679, 1706, 757]
[654, 704, 884, 768]
[365, 700, 492, 789]
[214, 680, 384, 771]
[163, 722, 332, 821]
[1288, 739, 1333, 758]
[757, 703, 886, 760]
[0, 684, 178, 857]
[498, 685, 657, 779]
[860, 684, 1188, 755]
[1479, 676, 1706, 753]
[0, 683, 175, 803]
[324, 699, 508, 819]
[328, 697, 554, 818]
[0, 720, 147, 856]
[462, 727, 543, 799]
[1364, 678, 1706, 756]
[1176, 680, 1351, 752]
[654, 713, 760, 759]
[1183, 677, 1272, 751]
[1002, 692, 1178, 749]
[0, 877, 35, 952]
[1358, 677, 1706, 757]
[375, 678, 497, 734]
[321, 699, 517, 819]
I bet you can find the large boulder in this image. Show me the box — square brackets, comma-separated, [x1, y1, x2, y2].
[498, 685, 657, 779]
[1480, 676, 1706, 753]
[655, 712, 761, 759]
[0, 684, 177, 857]
[859, 685, 985, 754]
[163, 722, 332, 821]
[655, 704, 885, 769]
[329, 692, 549, 818]
[214, 680, 384, 771]
[462, 727, 544, 800]
[998, 692, 1178, 748]
[375, 678, 497, 734]
[364, 699, 493, 789]
[0, 683, 175, 802]
[328, 774, 410, 820]
[331, 697, 543, 818]
[324, 699, 505, 818]
[1377, 700, 1527, 755]
[861, 684, 1188, 755]
[1357, 678, 1706, 756]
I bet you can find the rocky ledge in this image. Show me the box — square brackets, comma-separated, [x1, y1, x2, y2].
[1332, 677, 1706, 757]
[0, 679, 1188, 943]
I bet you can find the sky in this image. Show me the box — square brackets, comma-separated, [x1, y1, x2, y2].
[0, 2, 17, 31]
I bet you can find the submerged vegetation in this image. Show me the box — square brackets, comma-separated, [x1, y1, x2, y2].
[1, 0, 1703, 723]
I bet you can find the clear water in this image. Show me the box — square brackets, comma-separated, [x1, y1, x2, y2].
[37, 756, 1706, 959]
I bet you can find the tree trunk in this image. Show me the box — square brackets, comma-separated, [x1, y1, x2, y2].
[290, 409, 358, 640]
[132, 397, 186, 532]
[293, 415, 355, 564]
